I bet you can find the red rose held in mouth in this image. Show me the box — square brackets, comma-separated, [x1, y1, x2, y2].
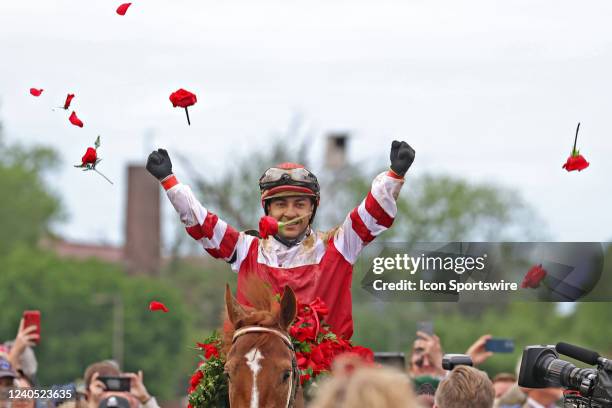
[169, 88, 197, 125]
[81, 147, 97, 165]
[69, 111, 84, 128]
[521, 264, 547, 289]
[258, 216, 279, 239]
[258, 213, 312, 239]
[30, 88, 43, 97]
[562, 122, 589, 172]
[116, 3, 132, 15]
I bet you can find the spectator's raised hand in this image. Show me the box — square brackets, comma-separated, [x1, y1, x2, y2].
[125, 371, 151, 404]
[8, 318, 39, 369]
[466, 334, 494, 366]
[414, 331, 445, 376]
[88, 372, 107, 407]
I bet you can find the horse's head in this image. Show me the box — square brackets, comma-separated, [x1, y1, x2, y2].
[224, 284, 301, 408]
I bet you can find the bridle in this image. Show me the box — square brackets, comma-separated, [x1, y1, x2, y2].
[232, 326, 300, 408]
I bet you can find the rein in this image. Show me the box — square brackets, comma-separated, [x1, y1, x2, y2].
[232, 326, 300, 408]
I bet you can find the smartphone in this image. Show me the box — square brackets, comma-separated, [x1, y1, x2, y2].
[485, 338, 515, 353]
[23, 310, 41, 344]
[98, 376, 131, 392]
[417, 321, 434, 338]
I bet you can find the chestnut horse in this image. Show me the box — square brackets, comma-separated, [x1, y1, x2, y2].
[223, 283, 304, 408]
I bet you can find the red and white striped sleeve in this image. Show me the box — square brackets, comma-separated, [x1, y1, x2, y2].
[333, 170, 404, 264]
[161, 175, 254, 269]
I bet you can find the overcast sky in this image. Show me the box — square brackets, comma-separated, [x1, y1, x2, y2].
[1, 0, 611, 246]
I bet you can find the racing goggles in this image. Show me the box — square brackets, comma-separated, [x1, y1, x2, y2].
[259, 167, 319, 193]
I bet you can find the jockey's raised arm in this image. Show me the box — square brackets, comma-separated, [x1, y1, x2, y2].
[333, 141, 415, 264]
[146, 148, 250, 263]
[334, 141, 415, 264]
[333, 170, 404, 264]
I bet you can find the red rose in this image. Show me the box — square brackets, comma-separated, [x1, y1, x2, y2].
[259, 216, 279, 239]
[30, 88, 43, 97]
[69, 111, 84, 128]
[307, 297, 329, 318]
[64, 94, 75, 110]
[189, 370, 204, 390]
[349, 346, 375, 362]
[197, 342, 220, 359]
[521, 264, 547, 289]
[81, 147, 97, 165]
[289, 323, 316, 342]
[116, 3, 132, 15]
[299, 373, 310, 385]
[562, 154, 589, 172]
[296, 352, 309, 370]
[169, 89, 197, 108]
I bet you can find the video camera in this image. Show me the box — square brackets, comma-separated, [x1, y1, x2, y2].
[518, 342, 612, 407]
[442, 354, 473, 371]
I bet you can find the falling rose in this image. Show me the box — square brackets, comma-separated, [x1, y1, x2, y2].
[74, 136, 113, 184]
[562, 122, 590, 172]
[169, 88, 197, 126]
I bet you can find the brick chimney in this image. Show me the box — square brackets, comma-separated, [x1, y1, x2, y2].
[124, 165, 160, 276]
[324, 133, 349, 170]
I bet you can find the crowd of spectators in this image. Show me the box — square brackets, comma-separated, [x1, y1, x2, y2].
[311, 329, 565, 408]
[1, 315, 159, 408]
[1, 312, 569, 408]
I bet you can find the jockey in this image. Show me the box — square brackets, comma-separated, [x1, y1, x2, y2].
[146, 141, 415, 339]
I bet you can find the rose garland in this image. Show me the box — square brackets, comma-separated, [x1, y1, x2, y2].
[187, 297, 373, 408]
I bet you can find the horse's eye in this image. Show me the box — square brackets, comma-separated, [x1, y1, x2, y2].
[281, 370, 291, 383]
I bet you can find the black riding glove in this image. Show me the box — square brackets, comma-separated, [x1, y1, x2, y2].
[389, 140, 415, 177]
[146, 148, 173, 180]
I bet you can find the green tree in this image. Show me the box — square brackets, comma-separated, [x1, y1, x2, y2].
[0, 249, 190, 400]
[0, 129, 63, 254]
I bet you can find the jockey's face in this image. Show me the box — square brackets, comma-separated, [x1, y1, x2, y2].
[267, 196, 314, 239]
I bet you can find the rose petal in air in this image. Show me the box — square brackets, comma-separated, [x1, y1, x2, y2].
[64, 94, 75, 110]
[69, 111, 84, 128]
[116, 3, 132, 16]
[30, 88, 43, 97]
[149, 301, 169, 313]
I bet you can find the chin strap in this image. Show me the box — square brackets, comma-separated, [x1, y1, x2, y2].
[273, 227, 311, 248]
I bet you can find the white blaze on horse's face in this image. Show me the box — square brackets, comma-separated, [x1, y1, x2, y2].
[245, 348, 264, 408]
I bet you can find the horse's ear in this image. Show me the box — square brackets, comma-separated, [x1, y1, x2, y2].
[225, 284, 246, 325]
[279, 285, 297, 330]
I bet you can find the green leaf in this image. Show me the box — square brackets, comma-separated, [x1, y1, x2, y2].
[95, 135, 101, 149]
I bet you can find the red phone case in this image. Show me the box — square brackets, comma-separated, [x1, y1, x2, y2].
[23, 310, 41, 344]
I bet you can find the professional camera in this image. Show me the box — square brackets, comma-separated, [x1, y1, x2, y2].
[518, 342, 612, 407]
[442, 354, 473, 371]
